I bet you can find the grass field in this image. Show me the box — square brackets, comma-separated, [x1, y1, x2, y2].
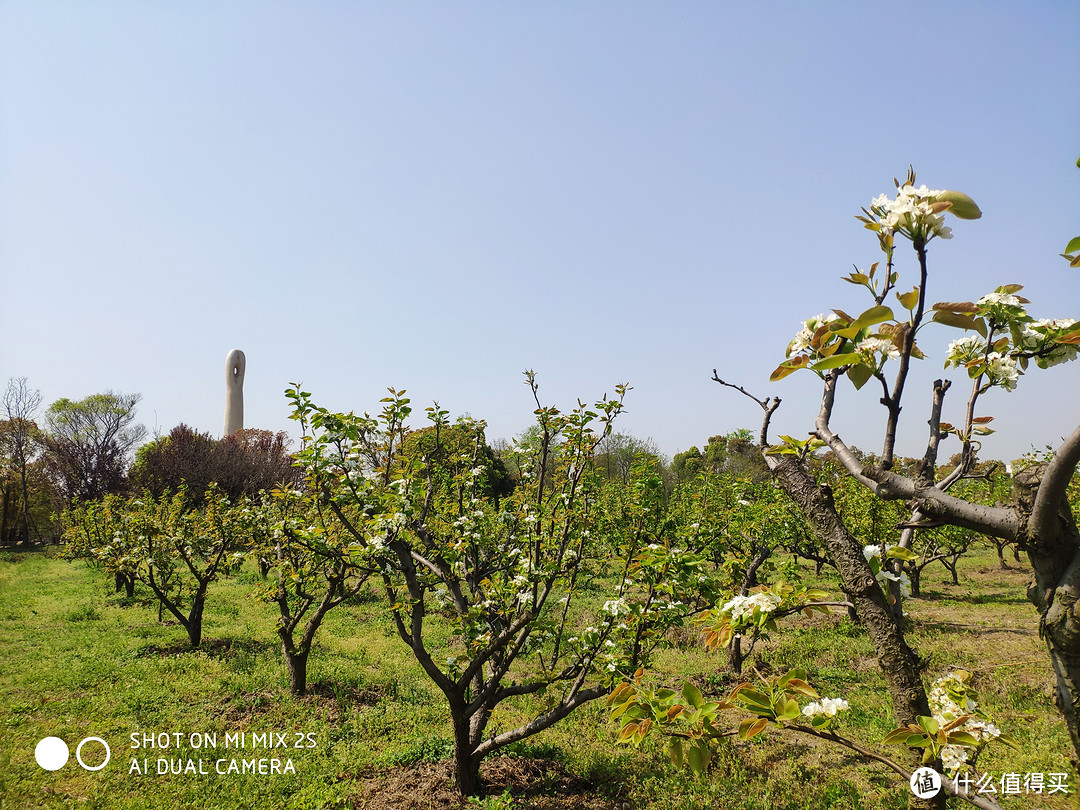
[0, 544, 1075, 809]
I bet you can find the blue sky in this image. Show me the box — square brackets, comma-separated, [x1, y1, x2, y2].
[2, 1, 1078, 464]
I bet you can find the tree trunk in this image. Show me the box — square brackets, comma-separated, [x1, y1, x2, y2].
[909, 564, 922, 598]
[284, 647, 309, 696]
[768, 456, 944, 809]
[727, 634, 744, 675]
[450, 704, 484, 796]
[1015, 465, 1080, 767]
[186, 589, 206, 649]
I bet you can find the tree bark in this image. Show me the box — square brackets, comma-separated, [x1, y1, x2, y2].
[450, 697, 485, 796]
[284, 648, 309, 697]
[768, 455, 944, 809]
[1014, 464, 1080, 768]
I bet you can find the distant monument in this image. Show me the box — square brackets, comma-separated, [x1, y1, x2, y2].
[223, 349, 246, 436]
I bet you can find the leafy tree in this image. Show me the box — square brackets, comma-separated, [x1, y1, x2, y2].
[128, 424, 218, 505]
[251, 489, 375, 696]
[62, 487, 247, 648]
[592, 432, 666, 485]
[130, 425, 300, 506]
[400, 422, 514, 502]
[1, 378, 48, 542]
[721, 169, 1080, 787]
[286, 374, 711, 797]
[44, 391, 146, 502]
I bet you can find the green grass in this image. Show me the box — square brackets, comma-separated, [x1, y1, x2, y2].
[0, 544, 1076, 809]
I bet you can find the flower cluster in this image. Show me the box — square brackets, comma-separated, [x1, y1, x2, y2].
[721, 590, 782, 623]
[1021, 318, 1079, 369]
[976, 291, 1027, 326]
[855, 336, 900, 366]
[869, 184, 953, 242]
[862, 544, 911, 598]
[929, 670, 1002, 774]
[944, 335, 985, 368]
[787, 313, 839, 357]
[802, 697, 849, 719]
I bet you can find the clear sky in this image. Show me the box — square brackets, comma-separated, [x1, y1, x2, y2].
[2, 1, 1078, 464]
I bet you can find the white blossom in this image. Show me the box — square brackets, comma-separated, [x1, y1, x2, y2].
[802, 697, 849, 718]
[857, 336, 900, 362]
[944, 335, 985, 369]
[602, 597, 630, 618]
[940, 745, 969, 772]
[721, 590, 782, 623]
[985, 352, 1019, 391]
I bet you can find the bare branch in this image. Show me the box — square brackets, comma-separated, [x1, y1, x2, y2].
[711, 372, 780, 447]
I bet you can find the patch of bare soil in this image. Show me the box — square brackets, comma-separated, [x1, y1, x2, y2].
[345, 757, 630, 810]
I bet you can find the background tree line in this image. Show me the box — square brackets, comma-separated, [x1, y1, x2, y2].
[0, 376, 298, 543]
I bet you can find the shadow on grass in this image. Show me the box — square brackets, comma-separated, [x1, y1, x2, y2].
[915, 590, 1029, 606]
[133, 635, 278, 658]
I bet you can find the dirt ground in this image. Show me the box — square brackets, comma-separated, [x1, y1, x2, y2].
[345, 757, 632, 809]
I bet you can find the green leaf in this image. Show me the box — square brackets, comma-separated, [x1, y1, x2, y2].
[882, 728, 914, 746]
[946, 731, 980, 747]
[1065, 236, 1080, 254]
[997, 732, 1022, 751]
[739, 716, 769, 740]
[776, 696, 801, 722]
[810, 352, 862, 371]
[669, 739, 684, 768]
[936, 190, 982, 220]
[834, 306, 894, 339]
[610, 699, 636, 721]
[853, 305, 895, 330]
[687, 741, 708, 773]
[917, 716, 939, 736]
[847, 363, 873, 390]
[736, 688, 774, 715]
[682, 682, 704, 710]
[885, 547, 918, 562]
[896, 288, 920, 311]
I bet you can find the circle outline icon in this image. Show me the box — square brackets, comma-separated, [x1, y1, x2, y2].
[75, 737, 111, 771]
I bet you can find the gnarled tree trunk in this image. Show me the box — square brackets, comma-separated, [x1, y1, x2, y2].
[768, 455, 944, 810]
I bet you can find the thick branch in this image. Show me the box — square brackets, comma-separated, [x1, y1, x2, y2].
[1030, 422, 1080, 542]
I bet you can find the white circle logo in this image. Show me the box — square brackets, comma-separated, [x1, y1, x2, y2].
[76, 737, 111, 771]
[910, 766, 942, 798]
[34, 737, 70, 771]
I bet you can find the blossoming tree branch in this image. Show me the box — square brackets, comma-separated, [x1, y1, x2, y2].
[719, 169, 1079, 781]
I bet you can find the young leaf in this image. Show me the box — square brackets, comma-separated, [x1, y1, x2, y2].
[687, 741, 708, 773]
[810, 352, 861, 371]
[616, 722, 639, 743]
[847, 363, 873, 390]
[739, 716, 769, 740]
[669, 739, 684, 768]
[683, 681, 704, 710]
[932, 301, 978, 314]
[896, 288, 920, 311]
[935, 190, 982, 220]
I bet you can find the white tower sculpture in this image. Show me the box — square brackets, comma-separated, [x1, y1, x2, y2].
[223, 349, 246, 436]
